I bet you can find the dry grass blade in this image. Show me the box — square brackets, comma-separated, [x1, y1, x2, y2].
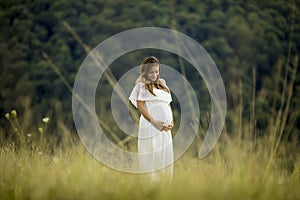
[62, 21, 138, 145]
[42, 52, 127, 149]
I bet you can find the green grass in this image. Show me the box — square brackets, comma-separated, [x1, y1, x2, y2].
[0, 136, 299, 200]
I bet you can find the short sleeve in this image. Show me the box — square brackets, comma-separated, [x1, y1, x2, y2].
[128, 82, 150, 108]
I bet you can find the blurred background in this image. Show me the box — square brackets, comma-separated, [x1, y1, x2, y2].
[0, 0, 299, 151]
[1, 1, 300, 199]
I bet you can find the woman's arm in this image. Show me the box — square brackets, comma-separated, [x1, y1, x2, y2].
[136, 100, 151, 122]
[137, 100, 165, 131]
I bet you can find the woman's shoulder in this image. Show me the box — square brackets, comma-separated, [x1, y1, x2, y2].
[135, 81, 145, 85]
[132, 81, 147, 92]
[159, 78, 168, 88]
[135, 81, 145, 89]
[159, 78, 166, 84]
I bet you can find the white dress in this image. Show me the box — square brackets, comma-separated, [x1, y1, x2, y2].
[129, 81, 174, 179]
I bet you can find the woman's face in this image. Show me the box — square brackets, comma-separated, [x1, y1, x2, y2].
[146, 65, 160, 82]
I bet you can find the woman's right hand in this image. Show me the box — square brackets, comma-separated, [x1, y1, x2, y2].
[151, 119, 165, 131]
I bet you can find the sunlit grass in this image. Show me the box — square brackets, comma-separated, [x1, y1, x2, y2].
[0, 135, 299, 200]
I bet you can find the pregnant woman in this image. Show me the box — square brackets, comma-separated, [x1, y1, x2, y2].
[129, 56, 174, 180]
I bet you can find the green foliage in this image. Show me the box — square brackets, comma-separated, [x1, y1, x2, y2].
[0, 0, 299, 141]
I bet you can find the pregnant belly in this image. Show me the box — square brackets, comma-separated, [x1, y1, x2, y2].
[149, 103, 172, 125]
[138, 103, 172, 138]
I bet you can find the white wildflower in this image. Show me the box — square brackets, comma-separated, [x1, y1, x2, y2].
[11, 110, 17, 118]
[38, 127, 43, 134]
[5, 113, 10, 119]
[42, 117, 50, 124]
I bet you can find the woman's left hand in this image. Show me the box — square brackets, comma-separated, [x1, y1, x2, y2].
[162, 122, 174, 132]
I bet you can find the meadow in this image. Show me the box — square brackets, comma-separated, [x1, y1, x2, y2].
[0, 119, 299, 200]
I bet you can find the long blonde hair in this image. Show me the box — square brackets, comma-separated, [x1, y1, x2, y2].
[138, 56, 170, 96]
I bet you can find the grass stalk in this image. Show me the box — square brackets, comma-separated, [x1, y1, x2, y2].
[274, 56, 299, 153]
[238, 79, 243, 147]
[42, 52, 127, 149]
[266, 12, 296, 172]
[168, 0, 202, 151]
[62, 21, 139, 145]
[250, 67, 257, 149]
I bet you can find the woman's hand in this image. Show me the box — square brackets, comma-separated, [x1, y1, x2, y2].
[162, 122, 174, 132]
[151, 119, 166, 131]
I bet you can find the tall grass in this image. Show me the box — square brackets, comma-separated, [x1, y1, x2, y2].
[0, 128, 299, 200]
[1, 66, 299, 199]
[1, 70, 299, 200]
[1, 103, 300, 199]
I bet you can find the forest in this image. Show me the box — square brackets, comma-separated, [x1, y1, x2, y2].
[1, 0, 299, 139]
[0, 0, 300, 199]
